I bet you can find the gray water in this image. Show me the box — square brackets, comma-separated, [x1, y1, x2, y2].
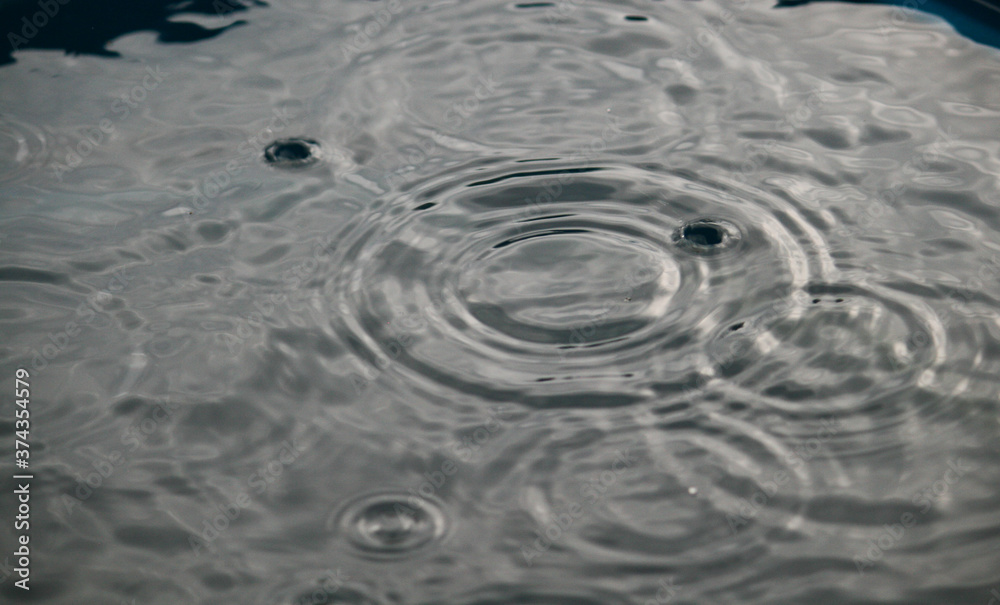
[2, 0, 1000, 603]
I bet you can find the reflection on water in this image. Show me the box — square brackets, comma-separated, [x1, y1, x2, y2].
[1, 0, 999, 603]
[0, 0, 266, 66]
[775, 0, 1000, 50]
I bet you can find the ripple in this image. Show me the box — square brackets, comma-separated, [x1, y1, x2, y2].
[485, 409, 817, 580]
[5, 0, 1000, 601]
[329, 492, 449, 558]
[708, 281, 948, 416]
[0, 116, 50, 185]
[462, 227, 680, 346]
[326, 162, 830, 408]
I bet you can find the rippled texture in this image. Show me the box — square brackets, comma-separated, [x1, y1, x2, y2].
[1, 0, 1000, 604]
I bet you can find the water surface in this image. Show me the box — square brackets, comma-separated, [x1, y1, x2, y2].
[1, 0, 1000, 603]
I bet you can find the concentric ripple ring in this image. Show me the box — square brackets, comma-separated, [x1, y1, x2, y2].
[329, 491, 449, 558]
[326, 162, 834, 408]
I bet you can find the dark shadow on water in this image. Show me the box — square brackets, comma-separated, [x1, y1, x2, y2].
[775, 0, 1000, 49]
[0, 0, 267, 66]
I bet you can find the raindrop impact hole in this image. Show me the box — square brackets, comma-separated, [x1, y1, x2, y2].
[683, 223, 725, 246]
[264, 138, 320, 168]
[672, 218, 741, 254]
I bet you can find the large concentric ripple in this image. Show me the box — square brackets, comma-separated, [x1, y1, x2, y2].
[327, 162, 832, 408]
[477, 405, 829, 593]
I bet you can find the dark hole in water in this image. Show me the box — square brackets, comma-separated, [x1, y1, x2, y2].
[683, 223, 725, 246]
[264, 138, 319, 167]
[730, 321, 745, 331]
[672, 218, 740, 254]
